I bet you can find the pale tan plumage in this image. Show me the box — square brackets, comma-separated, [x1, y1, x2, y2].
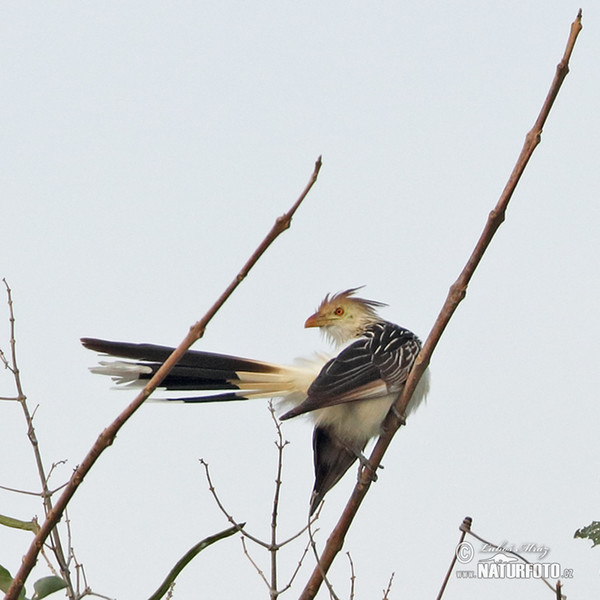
[304, 287, 387, 346]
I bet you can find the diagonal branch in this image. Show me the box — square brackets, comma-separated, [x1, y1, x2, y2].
[5, 156, 322, 600]
[298, 11, 583, 599]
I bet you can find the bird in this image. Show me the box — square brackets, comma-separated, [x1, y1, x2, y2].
[81, 288, 429, 515]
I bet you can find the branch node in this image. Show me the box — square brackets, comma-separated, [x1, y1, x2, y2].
[459, 516, 473, 533]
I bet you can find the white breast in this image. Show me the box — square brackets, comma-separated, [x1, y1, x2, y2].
[309, 368, 430, 444]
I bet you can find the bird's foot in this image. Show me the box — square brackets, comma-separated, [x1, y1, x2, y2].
[390, 404, 407, 425]
[355, 450, 380, 483]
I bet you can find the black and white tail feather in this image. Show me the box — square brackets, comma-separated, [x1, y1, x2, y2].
[82, 288, 429, 515]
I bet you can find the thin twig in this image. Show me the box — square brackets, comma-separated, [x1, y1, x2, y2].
[199, 458, 266, 547]
[165, 583, 176, 600]
[39, 545, 60, 578]
[64, 507, 74, 571]
[201, 407, 317, 599]
[0, 347, 14, 372]
[2, 279, 75, 598]
[73, 552, 85, 598]
[268, 400, 289, 598]
[382, 572, 394, 600]
[241, 536, 272, 590]
[346, 553, 356, 600]
[79, 592, 114, 600]
[298, 13, 583, 599]
[275, 522, 318, 549]
[307, 518, 340, 600]
[436, 516, 472, 600]
[4, 156, 322, 600]
[0, 483, 44, 496]
[202, 449, 318, 553]
[278, 537, 312, 594]
[465, 523, 563, 597]
[46, 459, 68, 483]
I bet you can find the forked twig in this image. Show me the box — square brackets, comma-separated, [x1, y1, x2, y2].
[199, 458, 263, 545]
[201, 405, 317, 598]
[2, 279, 75, 597]
[437, 516, 564, 599]
[268, 401, 288, 596]
[298, 12, 583, 599]
[381, 572, 394, 600]
[464, 520, 563, 597]
[5, 156, 322, 600]
[241, 536, 271, 589]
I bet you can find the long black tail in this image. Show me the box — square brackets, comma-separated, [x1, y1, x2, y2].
[81, 337, 307, 403]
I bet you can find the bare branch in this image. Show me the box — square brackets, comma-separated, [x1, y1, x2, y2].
[0, 347, 14, 372]
[307, 519, 340, 600]
[298, 13, 583, 599]
[4, 157, 322, 600]
[268, 400, 288, 596]
[2, 279, 75, 597]
[346, 553, 356, 600]
[278, 537, 312, 594]
[201, 407, 318, 599]
[199, 458, 266, 548]
[436, 517, 472, 600]
[463, 519, 563, 597]
[46, 459, 69, 484]
[381, 572, 394, 600]
[241, 536, 272, 590]
[0, 483, 44, 496]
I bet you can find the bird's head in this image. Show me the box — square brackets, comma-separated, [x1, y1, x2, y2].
[305, 287, 387, 346]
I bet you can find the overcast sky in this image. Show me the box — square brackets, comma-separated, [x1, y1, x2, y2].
[2, 2, 599, 599]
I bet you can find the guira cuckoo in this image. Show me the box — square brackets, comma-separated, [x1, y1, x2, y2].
[82, 288, 429, 514]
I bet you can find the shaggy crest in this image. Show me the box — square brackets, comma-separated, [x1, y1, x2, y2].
[316, 287, 387, 320]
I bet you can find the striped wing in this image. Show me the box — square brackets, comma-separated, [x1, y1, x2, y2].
[280, 322, 420, 420]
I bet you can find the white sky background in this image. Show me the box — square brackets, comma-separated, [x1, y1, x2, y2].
[1, 2, 599, 599]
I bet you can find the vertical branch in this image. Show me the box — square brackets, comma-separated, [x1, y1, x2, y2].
[2, 279, 75, 598]
[298, 12, 582, 599]
[5, 156, 322, 600]
[268, 402, 288, 599]
[436, 517, 472, 600]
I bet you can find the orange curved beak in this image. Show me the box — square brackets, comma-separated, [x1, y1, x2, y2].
[304, 313, 321, 328]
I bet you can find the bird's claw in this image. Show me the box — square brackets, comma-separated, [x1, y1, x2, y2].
[390, 404, 407, 425]
[355, 451, 380, 483]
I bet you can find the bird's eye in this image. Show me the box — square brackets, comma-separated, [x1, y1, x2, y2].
[334, 307, 344, 316]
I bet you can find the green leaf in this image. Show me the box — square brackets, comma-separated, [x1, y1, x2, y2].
[0, 564, 28, 600]
[0, 565, 14, 593]
[146, 524, 243, 600]
[31, 576, 67, 599]
[0, 514, 40, 533]
[574, 521, 600, 547]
